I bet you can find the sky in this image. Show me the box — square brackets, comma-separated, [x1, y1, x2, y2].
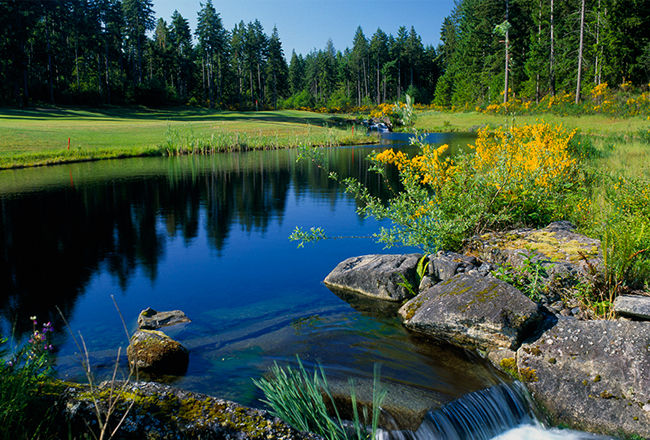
[150, 0, 456, 59]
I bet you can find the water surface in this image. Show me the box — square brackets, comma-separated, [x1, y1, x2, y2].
[1, 133, 504, 414]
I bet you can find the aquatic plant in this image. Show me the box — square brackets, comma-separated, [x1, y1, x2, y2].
[253, 356, 386, 440]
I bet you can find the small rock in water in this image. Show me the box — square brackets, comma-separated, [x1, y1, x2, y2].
[138, 307, 191, 330]
[127, 329, 189, 375]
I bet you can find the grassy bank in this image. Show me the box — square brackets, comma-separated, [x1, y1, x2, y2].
[414, 110, 649, 136]
[416, 110, 650, 179]
[2, 106, 648, 170]
[0, 106, 372, 169]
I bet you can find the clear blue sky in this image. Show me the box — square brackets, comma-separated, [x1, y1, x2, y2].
[150, 0, 456, 58]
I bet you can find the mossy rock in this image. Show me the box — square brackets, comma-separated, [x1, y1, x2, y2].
[464, 221, 602, 280]
[127, 329, 189, 375]
[63, 380, 323, 439]
[398, 274, 543, 351]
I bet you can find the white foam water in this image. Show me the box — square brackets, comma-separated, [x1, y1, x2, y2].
[378, 382, 618, 440]
[492, 424, 616, 440]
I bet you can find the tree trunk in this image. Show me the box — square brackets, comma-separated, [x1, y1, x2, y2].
[376, 60, 380, 104]
[536, 0, 541, 104]
[98, 53, 102, 97]
[575, 0, 586, 104]
[250, 69, 254, 110]
[503, 0, 510, 105]
[137, 35, 143, 84]
[46, 11, 54, 104]
[76, 41, 80, 103]
[106, 41, 111, 105]
[209, 60, 214, 109]
[397, 59, 401, 100]
[550, 0, 556, 96]
[362, 58, 368, 101]
[257, 62, 263, 109]
[594, 0, 602, 85]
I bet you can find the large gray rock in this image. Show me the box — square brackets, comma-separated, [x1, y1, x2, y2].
[63, 381, 322, 439]
[137, 307, 191, 330]
[613, 295, 650, 321]
[427, 251, 489, 282]
[465, 221, 602, 280]
[127, 329, 189, 375]
[324, 253, 423, 302]
[517, 319, 650, 438]
[398, 274, 543, 351]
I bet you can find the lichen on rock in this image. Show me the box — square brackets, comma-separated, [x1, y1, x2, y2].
[63, 381, 323, 439]
[398, 274, 543, 351]
[127, 329, 189, 375]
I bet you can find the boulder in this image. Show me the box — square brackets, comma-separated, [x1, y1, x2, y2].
[138, 307, 191, 330]
[127, 330, 189, 375]
[517, 319, 650, 438]
[398, 274, 543, 351]
[324, 253, 423, 302]
[613, 295, 650, 321]
[63, 380, 322, 440]
[427, 251, 491, 282]
[464, 221, 602, 281]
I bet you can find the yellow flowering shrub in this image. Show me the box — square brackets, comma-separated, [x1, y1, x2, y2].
[375, 144, 455, 189]
[296, 123, 586, 253]
[362, 123, 583, 251]
[472, 123, 578, 189]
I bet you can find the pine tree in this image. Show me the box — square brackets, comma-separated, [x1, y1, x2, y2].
[266, 26, 289, 109]
[196, 0, 228, 108]
[122, 0, 154, 84]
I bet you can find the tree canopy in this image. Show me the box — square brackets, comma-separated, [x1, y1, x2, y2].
[0, 0, 647, 109]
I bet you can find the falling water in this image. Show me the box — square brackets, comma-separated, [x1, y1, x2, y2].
[380, 381, 616, 440]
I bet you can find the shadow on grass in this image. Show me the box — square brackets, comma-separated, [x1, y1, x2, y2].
[0, 106, 356, 129]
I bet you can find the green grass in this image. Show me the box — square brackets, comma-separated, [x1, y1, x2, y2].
[0, 106, 371, 169]
[414, 110, 650, 138]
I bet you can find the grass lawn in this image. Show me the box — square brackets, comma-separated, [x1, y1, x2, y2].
[0, 106, 358, 154]
[414, 109, 650, 137]
[1, 105, 648, 172]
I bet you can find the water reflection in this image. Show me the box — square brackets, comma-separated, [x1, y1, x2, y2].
[0, 148, 399, 334]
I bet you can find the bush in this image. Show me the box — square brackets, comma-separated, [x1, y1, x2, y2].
[352, 123, 582, 252]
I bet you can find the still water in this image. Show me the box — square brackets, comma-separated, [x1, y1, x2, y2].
[0, 132, 609, 437]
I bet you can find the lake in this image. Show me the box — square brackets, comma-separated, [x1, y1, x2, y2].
[0, 132, 606, 438]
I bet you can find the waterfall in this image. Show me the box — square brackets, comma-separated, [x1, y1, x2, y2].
[379, 382, 614, 440]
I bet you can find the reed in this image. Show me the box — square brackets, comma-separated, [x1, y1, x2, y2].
[162, 124, 368, 155]
[253, 356, 386, 440]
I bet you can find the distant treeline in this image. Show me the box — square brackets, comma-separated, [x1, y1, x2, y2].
[0, 0, 648, 110]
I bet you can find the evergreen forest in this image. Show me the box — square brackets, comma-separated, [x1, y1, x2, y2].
[1, 0, 649, 110]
